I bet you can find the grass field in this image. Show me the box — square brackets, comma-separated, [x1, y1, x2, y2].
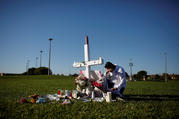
[0, 75, 179, 119]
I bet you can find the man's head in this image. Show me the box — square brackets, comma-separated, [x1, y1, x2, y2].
[105, 62, 116, 73]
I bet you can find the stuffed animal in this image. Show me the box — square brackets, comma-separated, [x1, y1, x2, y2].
[75, 74, 89, 92]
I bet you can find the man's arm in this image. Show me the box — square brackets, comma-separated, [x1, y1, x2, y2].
[114, 67, 126, 90]
[103, 72, 113, 92]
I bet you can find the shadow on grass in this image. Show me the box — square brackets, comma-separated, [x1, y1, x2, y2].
[124, 94, 179, 101]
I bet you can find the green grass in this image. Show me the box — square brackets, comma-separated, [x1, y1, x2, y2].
[0, 75, 75, 103]
[0, 75, 179, 119]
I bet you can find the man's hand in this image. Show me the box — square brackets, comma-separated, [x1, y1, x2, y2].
[111, 88, 117, 91]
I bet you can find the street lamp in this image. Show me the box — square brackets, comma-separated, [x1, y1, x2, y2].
[40, 50, 43, 67]
[129, 59, 133, 81]
[164, 52, 167, 82]
[48, 38, 53, 75]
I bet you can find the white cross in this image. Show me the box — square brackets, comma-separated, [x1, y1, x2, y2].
[73, 36, 103, 79]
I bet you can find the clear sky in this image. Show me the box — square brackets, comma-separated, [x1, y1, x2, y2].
[0, 0, 179, 75]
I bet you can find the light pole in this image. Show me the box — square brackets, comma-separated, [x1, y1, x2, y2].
[129, 59, 133, 81]
[40, 50, 43, 67]
[164, 52, 167, 82]
[48, 38, 53, 75]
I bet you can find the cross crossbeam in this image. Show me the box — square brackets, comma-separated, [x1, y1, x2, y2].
[73, 36, 103, 78]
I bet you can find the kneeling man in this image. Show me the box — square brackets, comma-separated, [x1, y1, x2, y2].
[104, 62, 127, 100]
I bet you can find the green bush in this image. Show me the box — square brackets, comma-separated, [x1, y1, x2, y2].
[23, 67, 52, 75]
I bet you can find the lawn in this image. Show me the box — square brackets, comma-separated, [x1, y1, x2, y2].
[0, 75, 179, 119]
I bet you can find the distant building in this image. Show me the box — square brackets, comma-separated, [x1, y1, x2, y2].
[0, 73, 4, 76]
[147, 75, 157, 80]
[147, 74, 179, 80]
[169, 74, 179, 80]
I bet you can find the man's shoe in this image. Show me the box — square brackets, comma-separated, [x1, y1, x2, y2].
[116, 97, 125, 102]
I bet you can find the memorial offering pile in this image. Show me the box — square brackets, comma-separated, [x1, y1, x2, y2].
[19, 88, 120, 105]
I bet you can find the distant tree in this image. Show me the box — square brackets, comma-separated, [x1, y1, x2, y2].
[22, 72, 26, 75]
[136, 70, 147, 80]
[71, 73, 78, 78]
[34, 67, 52, 75]
[28, 67, 36, 75]
[155, 74, 160, 80]
[125, 72, 129, 79]
[133, 74, 138, 80]
[161, 73, 170, 80]
[22, 68, 36, 75]
[147, 74, 161, 81]
[22, 67, 52, 75]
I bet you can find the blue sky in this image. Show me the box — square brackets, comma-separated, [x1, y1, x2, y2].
[0, 0, 179, 75]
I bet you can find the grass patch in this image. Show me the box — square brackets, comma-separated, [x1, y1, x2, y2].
[0, 76, 179, 119]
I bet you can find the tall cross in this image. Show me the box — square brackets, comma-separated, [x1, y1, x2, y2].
[73, 36, 103, 78]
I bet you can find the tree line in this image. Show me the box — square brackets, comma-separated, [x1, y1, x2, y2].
[22, 68, 178, 81]
[127, 70, 179, 81]
[23, 67, 52, 75]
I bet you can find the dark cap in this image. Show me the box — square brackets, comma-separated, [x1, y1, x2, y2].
[105, 62, 115, 69]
